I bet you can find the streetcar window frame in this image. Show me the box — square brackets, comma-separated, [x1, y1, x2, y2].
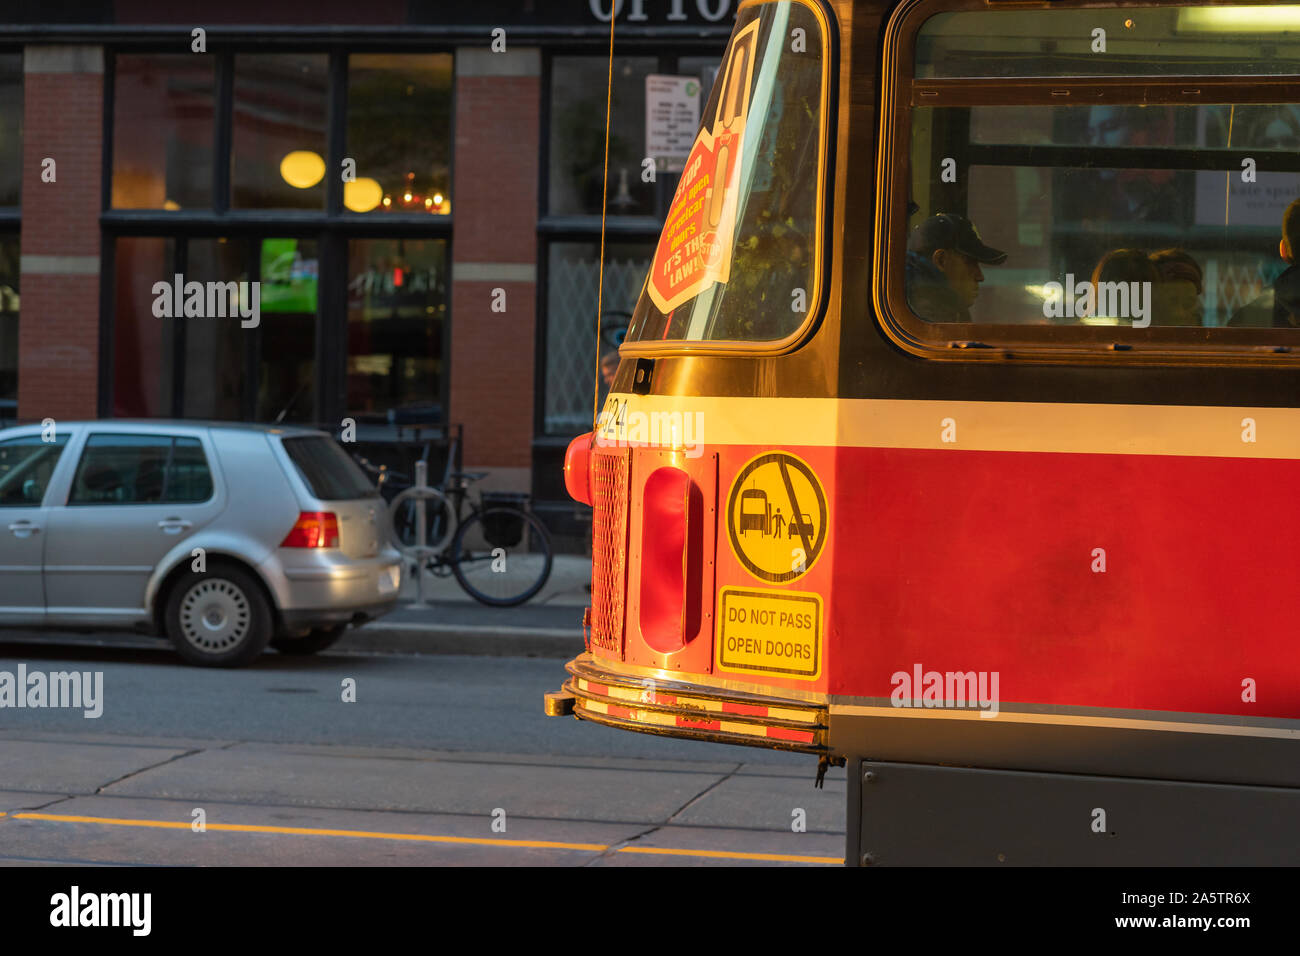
[616, 0, 837, 358]
[876, 0, 1300, 366]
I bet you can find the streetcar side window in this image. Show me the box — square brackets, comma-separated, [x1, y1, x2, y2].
[908, 102, 1300, 329]
[917, 6, 1300, 79]
[886, 2, 1300, 355]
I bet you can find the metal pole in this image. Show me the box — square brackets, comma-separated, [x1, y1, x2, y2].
[412, 459, 429, 608]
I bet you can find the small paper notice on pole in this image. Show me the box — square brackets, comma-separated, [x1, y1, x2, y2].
[646, 74, 702, 173]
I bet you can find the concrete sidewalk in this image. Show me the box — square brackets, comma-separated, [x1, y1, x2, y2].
[341, 553, 592, 659]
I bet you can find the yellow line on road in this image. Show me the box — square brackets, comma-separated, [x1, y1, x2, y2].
[8, 811, 842, 864]
[12, 813, 604, 852]
[618, 845, 843, 864]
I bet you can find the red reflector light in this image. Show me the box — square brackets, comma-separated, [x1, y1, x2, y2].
[281, 512, 340, 549]
[564, 431, 594, 506]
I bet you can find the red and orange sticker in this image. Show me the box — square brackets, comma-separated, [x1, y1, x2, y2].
[647, 18, 760, 313]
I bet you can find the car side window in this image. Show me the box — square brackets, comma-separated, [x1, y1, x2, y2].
[165, 438, 214, 503]
[0, 435, 70, 507]
[69, 434, 213, 505]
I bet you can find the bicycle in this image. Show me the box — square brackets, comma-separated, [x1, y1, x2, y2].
[353, 438, 553, 607]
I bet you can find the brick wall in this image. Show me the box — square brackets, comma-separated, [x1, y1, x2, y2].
[17, 46, 104, 423]
[448, 48, 540, 481]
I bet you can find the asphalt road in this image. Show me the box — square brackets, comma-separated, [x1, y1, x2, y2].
[0, 635, 845, 866]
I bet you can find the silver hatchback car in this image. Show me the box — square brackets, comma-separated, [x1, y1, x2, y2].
[0, 421, 401, 666]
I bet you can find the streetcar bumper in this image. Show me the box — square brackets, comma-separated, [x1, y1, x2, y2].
[547, 653, 830, 754]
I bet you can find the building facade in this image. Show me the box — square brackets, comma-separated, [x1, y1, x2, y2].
[0, 0, 731, 546]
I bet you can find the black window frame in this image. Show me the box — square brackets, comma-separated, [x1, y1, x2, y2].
[0, 48, 21, 217]
[100, 45, 456, 429]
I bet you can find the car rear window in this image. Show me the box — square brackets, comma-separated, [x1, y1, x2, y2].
[281, 435, 379, 501]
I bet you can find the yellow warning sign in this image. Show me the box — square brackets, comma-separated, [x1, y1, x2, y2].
[717, 587, 822, 680]
[726, 451, 828, 584]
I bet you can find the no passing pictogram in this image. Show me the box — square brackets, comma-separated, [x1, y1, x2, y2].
[726, 451, 828, 583]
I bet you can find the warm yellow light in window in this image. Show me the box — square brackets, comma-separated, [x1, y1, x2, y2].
[280, 150, 325, 189]
[1178, 6, 1300, 31]
[344, 177, 383, 212]
[433, 193, 444, 206]
[163, 199, 180, 210]
[403, 192, 413, 202]
[382, 196, 392, 207]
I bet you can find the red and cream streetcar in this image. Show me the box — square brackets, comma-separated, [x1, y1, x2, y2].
[548, 0, 1300, 865]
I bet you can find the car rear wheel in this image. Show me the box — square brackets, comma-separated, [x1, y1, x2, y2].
[271, 625, 346, 656]
[164, 564, 273, 667]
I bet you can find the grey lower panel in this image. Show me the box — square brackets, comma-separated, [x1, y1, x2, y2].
[848, 759, 1300, 866]
[830, 713, 1300, 788]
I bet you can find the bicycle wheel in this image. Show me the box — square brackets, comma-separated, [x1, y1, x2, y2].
[450, 507, 553, 606]
[387, 486, 455, 554]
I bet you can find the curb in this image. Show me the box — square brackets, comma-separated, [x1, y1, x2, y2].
[341, 622, 583, 658]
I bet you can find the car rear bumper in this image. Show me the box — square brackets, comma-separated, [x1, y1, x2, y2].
[259, 548, 402, 622]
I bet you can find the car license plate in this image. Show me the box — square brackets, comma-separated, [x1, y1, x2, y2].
[378, 565, 400, 595]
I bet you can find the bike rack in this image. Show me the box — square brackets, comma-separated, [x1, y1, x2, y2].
[384, 424, 466, 608]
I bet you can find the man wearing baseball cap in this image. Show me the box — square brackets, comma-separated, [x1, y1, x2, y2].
[905, 212, 1008, 322]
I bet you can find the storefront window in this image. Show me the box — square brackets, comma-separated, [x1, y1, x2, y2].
[231, 54, 328, 210]
[549, 56, 658, 217]
[544, 241, 652, 434]
[112, 54, 215, 209]
[112, 236, 176, 418]
[180, 238, 254, 421]
[256, 237, 317, 421]
[113, 236, 316, 422]
[346, 55, 452, 215]
[0, 55, 21, 207]
[542, 49, 722, 437]
[346, 238, 447, 426]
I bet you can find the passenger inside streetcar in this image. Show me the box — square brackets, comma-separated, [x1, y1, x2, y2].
[1088, 248, 1159, 325]
[1149, 249, 1204, 328]
[1228, 198, 1300, 329]
[905, 213, 1008, 323]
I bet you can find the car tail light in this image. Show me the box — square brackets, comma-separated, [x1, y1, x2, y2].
[281, 512, 340, 549]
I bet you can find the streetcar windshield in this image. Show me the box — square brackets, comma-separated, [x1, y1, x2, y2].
[624, 0, 826, 345]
